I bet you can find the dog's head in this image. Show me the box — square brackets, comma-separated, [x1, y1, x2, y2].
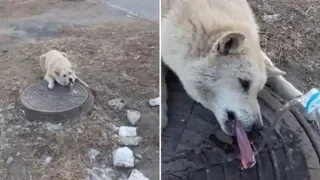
[53, 66, 76, 87]
[185, 31, 285, 135]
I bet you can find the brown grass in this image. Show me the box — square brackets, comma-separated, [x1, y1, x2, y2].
[248, 0, 320, 92]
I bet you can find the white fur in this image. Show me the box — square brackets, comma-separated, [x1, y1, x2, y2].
[40, 50, 76, 89]
[161, 0, 294, 135]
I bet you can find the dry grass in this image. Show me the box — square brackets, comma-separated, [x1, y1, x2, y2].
[0, 113, 119, 179]
[248, 0, 320, 92]
[27, 114, 118, 180]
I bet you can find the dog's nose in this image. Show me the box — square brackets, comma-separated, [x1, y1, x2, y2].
[252, 121, 264, 132]
[226, 110, 236, 121]
[69, 78, 73, 83]
[224, 110, 237, 135]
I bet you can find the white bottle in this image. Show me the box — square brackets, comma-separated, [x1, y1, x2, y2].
[301, 88, 320, 121]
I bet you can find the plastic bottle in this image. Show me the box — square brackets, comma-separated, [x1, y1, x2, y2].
[301, 88, 320, 121]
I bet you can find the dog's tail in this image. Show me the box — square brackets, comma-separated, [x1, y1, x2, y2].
[39, 54, 46, 73]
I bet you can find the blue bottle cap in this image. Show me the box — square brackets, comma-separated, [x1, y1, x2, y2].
[305, 91, 320, 112]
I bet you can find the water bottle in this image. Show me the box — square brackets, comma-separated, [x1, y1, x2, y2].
[274, 88, 320, 131]
[301, 88, 320, 122]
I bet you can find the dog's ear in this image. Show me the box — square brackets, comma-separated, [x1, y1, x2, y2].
[214, 32, 245, 54]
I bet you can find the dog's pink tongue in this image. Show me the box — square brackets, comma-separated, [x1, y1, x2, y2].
[235, 120, 256, 169]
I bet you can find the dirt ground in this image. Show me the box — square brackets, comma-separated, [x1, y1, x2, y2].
[248, 0, 320, 92]
[0, 0, 159, 180]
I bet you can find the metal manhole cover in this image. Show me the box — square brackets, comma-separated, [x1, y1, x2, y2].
[162, 69, 320, 180]
[19, 80, 94, 122]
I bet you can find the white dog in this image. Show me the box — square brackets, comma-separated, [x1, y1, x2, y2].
[40, 50, 76, 89]
[161, 0, 302, 169]
[161, 0, 302, 134]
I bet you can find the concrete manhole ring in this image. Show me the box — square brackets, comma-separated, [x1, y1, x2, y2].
[162, 69, 320, 180]
[18, 80, 94, 122]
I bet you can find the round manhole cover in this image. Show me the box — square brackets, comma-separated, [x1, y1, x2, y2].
[19, 81, 94, 122]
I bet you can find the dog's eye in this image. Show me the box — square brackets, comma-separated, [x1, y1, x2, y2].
[63, 74, 67, 78]
[238, 78, 251, 92]
[69, 72, 71, 75]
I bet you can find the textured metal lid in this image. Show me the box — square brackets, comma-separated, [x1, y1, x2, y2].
[20, 81, 93, 119]
[21, 81, 89, 113]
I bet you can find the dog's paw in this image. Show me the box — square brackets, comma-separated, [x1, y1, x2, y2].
[161, 92, 168, 129]
[48, 83, 54, 89]
[161, 102, 168, 129]
[161, 95, 168, 129]
[162, 114, 168, 129]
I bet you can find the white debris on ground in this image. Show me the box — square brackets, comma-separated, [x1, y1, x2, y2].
[108, 99, 126, 111]
[0, 113, 5, 124]
[44, 122, 62, 132]
[119, 126, 137, 137]
[86, 167, 117, 180]
[6, 157, 13, 165]
[87, 148, 101, 163]
[117, 126, 142, 146]
[117, 136, 143, 146]
[128, 169, 150, 180]
[77, 127, 84, 134]
[42, 156, 52, 165]
[149, 97, 159, 107]
[126, 110, 141, 125]
[263, 13, 281, 23]
[112, 147, 134, 168]
[6, 102, 15, 110]
[135, 154, 142, 160]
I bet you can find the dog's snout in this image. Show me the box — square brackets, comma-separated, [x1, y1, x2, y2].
[69, 78, 73, 83]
